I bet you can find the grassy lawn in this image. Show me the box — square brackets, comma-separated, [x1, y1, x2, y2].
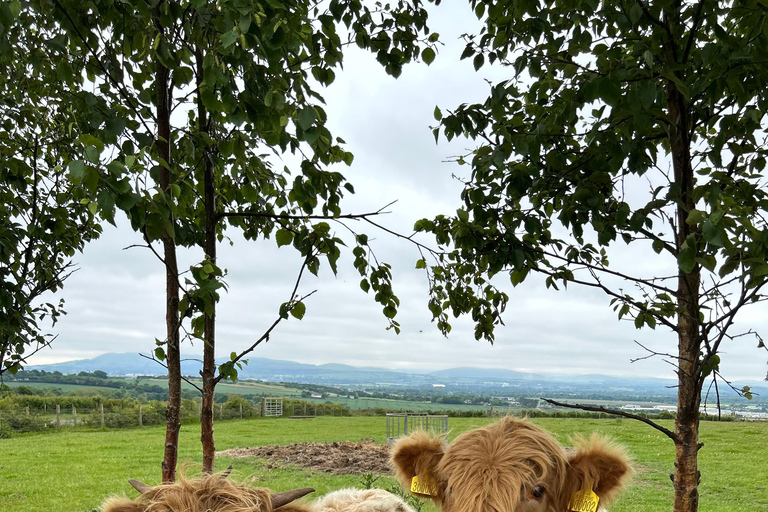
[1, 417, 765, 512]
[307, 396, 503, 412]
[4, 381, 120, 394]
[4, 378, 302, 398]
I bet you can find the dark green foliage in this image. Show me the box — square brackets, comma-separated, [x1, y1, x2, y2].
[420, 1, 768, 350]
[0, 2, 101, 375]
[23, 0, 440, 347]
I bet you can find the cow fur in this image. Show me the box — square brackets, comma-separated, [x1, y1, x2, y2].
[101, 474, 415, 512]
[391, 416, 632, 512]
[279, 488, 416, 512]
[101, 472, 275, 512]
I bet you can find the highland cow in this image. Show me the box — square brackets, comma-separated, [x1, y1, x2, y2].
[101, 471, 416, 512]
[100, 472, 314, 512]
[391, 416, 632, 512]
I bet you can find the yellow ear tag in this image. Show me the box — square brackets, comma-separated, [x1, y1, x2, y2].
[410, 475, 438, 497]
[567, 478, 599, 512]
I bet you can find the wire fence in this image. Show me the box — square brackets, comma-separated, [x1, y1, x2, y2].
[0, 398, 353, 436]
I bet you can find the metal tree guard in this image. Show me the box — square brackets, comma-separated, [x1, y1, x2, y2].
[386, 412, 448, 444]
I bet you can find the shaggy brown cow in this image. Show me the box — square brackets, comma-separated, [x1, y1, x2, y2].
[101, 472, 416, 512]
[391, 416, 632, 512]
[100, 472, 314, 512]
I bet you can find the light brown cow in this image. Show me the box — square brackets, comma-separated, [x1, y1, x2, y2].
[391, 416, 632, 512]
[279, 488, 416, 512]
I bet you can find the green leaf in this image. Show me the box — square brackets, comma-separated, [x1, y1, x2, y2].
[473, 53, 485, 71]
[84, 146, 100, 164]
[290, 301, 306, 320]
[422, 47, 436, 65]
[221, 30, 238, 48]
[433, 106, 442, 121]
[701, 220, 726, 247]
[415, 259, 427, 269]
[174, 66, 194, 85]
[678, 234, 698, 273]
[154, 347, 166, 361]
[9, 1, 21, 18]
[678, 249, 696, 273]
[638, 81, 656, 110]
[297, 107, 316, 130]
[702, 354, 720, 378]
[686, 209, 707, 225]
[275, 229, 293, 247]
[68, 160, 85, 181]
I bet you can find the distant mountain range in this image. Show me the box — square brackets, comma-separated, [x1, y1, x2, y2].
[26, 352, 767, 400]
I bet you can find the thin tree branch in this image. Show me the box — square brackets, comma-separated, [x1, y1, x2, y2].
[215, 201, 396, 222]
[213, 251, 319, 384]
[138, 352, 203, 393]
[540, 398, 678, 442]
[682, 0, 707, 63]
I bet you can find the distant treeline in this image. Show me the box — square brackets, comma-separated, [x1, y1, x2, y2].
[5, 369, 201, 401]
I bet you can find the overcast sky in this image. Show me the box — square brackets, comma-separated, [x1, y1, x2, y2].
[25, 3, 768, 382]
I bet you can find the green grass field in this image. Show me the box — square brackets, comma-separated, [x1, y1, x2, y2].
[5, 378, 303, 398]
[4, 381, 120, 394]
[1, 417, 765, 512]
[311, 396, 503, 413]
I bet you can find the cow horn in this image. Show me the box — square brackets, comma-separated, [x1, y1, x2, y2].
[128, 479, 153, 494]
[220, 466, 233, 479]
[270, 488, 315, 509]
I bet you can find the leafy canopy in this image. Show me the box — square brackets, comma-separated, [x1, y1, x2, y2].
[30, 0, 439, 379]
[419, 0, 768, 356]
[0, 2, 101, 375]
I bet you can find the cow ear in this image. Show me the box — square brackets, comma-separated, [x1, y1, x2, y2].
[99, 497, 148, 512]
[563, 435, 633, 508]
[390, 430, 446, 496]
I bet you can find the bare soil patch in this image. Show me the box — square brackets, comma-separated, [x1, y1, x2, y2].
[216, 440, 392, 475]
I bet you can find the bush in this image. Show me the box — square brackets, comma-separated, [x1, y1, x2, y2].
[0, 411, 49, 433]
[0, 422, 13, 438]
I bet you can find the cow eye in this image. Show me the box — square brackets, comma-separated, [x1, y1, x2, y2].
[532, 486, 545, 499]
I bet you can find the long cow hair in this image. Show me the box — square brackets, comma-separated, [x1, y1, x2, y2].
[101, 472, 312, 512]
[391, 416, 633, 512]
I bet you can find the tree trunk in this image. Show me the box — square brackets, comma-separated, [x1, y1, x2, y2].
[668, 71, 702, 512]
[155, 3, 182, 484]
[196, 47, 217, 475]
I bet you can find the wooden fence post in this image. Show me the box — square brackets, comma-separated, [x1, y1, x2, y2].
[219, 404, 223, 420]
[138, 405, 143, 427]
[260, 397, 265, 418]
[100, 404, 105, 428]
[56, 404, 60, 427]
[72, 406, 77, 426]
[239, 403, 243, 419]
